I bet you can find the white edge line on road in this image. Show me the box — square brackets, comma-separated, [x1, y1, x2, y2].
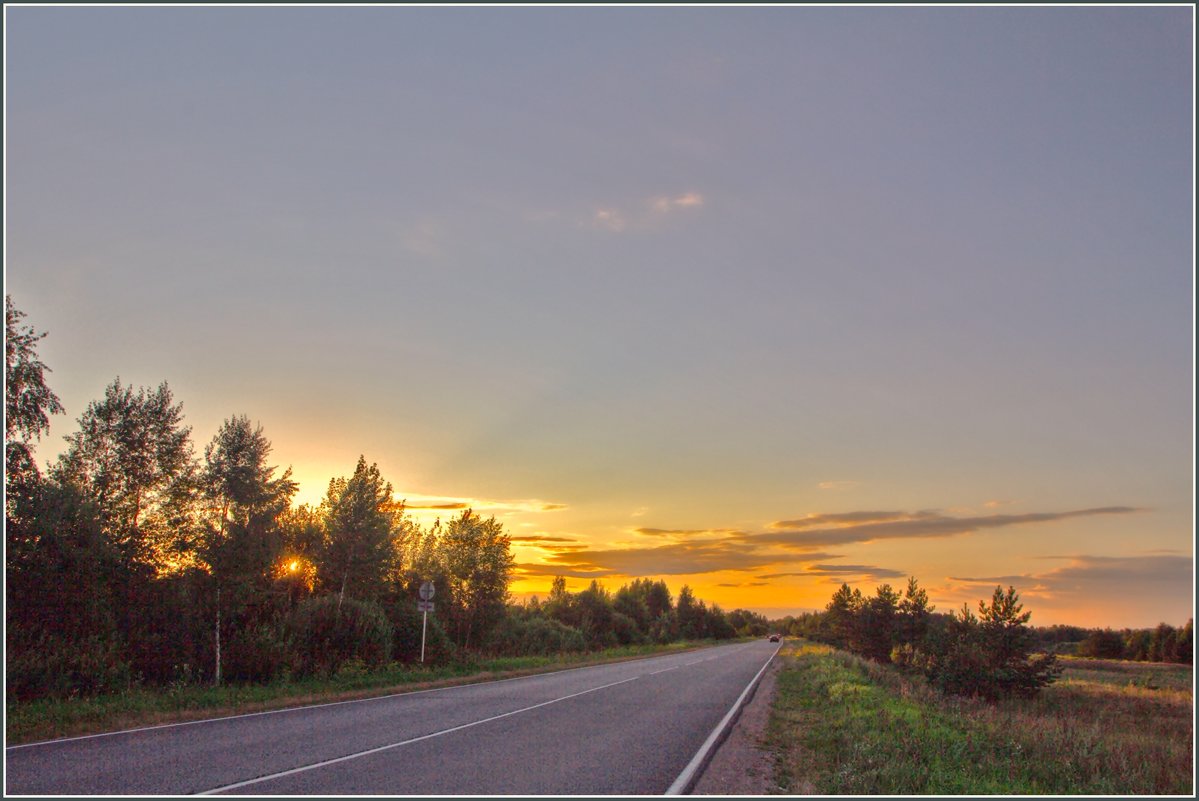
[665, 641, 782, 796]
[5, 646, 707, 752]
[195, 675, 641, 795]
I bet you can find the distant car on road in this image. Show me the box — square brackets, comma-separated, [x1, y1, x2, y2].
[768, 633, 781, 642]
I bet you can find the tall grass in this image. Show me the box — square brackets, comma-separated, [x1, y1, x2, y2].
[767, 642, 1193, 795]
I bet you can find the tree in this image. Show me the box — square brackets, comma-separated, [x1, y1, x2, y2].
[822, 583, 859, 648]
[437, 510, 515, 649]
[198, 416, 297, 685]
[1077, 629, 1125, 659]
[5, 296, 65, 515]
[854, 583, 901, 662]
[897, 576, 934, 646]
[317, 456, 402, 607]
[923, 586, 1061, 700]
[53, 379, 198, 574]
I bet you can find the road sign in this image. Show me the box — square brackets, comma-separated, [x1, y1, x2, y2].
[418, 590, 435, 663]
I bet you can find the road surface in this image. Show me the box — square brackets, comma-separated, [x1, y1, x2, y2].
[6, 639, 779, 795]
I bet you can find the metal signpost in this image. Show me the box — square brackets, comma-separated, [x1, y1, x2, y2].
[418, 581, 435, 663]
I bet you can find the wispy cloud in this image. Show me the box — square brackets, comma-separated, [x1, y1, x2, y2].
[804, 564, 907, 579]
[404, 501, 471, 511]
[514, 562, 618, 579]
[634, 527, 745, 539]
[818, 480, 859, 491]
[400, 218, 447, 260]
[755, 507, 1140, 548]
[398, 494, 569, 516]
[939, 554, 1193, 621]
[585, 191, 705, 233]
[769, 511, 931, 530]
[651, 192, 705, 213]
[952, 554, 1192, 590]
[510, 535, 580, 545]
[540, 539, 808, 577]
[592, 208, 627, 232]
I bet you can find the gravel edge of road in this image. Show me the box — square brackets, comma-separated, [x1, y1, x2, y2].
[690, 650, 786, 795]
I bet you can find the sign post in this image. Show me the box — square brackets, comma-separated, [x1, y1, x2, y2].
[419, 582, 435, 663]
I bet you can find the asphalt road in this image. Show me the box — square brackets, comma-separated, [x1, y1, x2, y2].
[5, 639, 779, 795]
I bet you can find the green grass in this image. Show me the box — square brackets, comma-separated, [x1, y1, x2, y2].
[766, 642, 1193, 795]
[5, 641, 703, 745]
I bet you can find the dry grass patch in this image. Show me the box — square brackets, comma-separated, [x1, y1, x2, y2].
[766, 642, 1192, 795]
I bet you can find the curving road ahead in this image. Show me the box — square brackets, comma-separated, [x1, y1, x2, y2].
[5, 639, 779, 795]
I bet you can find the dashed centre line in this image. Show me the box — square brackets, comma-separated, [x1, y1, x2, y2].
[197, 675, 641, 795]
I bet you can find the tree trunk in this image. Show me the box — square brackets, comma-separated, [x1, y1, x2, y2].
[214, 586, 222, 687]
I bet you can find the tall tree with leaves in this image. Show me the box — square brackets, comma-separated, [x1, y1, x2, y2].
[53, 379, 198, 574]
[5, 296, 65, 515]
[199, 415, 297, 684]
[437, 510, 514, 649]
[318, 456, 402, 607]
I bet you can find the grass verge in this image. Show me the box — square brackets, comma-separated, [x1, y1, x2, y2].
[766, 641, 1193, 795]
[6, 641, 705, 745]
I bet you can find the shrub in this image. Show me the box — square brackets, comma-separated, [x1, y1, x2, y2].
[7, 631, 132, 700]
[387, 597, 455, 664]
[224, 621, 290, 683]
[485, 615, 586, 657]
[288, 595, 392, 677]
[920, 588, 1062, 700]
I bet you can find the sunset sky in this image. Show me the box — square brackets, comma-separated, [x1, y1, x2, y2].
[5, 5, 1193, 629]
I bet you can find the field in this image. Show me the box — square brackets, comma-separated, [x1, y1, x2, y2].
[766, 642, 1193, 795]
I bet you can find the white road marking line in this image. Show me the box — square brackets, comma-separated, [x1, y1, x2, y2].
[650, 666, 680, 675]
[6, 650, 678, 752]
[666, 642, 782, 795]
[196, 675, 641, 795]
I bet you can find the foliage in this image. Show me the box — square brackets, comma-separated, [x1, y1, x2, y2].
[52, 378, 197, 574]
[6, 631, 132, 702]
[484, 613, 586, 657]
[385, 593, 455, 665]
[288, 595, 392, 678]
[317, 457, 403, 605]
[809, 579, 1059, 701]
[223, 622, 291, 684]
[435, 510, 514, 649]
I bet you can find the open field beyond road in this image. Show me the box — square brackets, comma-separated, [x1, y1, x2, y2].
[766, 642, 1193, 795]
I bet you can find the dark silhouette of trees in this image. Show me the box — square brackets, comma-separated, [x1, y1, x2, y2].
[810, 579, 1061, 700]
[5, 296, 64, 510]
[199, 416, 298, 684]
[1077, 628, 1126, 659]
[317, 457, 402, 607]
[53, 379, 197, 575]
[437, 510, 515, 649]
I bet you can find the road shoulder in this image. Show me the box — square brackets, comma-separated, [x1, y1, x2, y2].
[691, 650, 785, 795]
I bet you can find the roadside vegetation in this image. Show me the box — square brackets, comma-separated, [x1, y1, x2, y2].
[6, 640, 708, 745]
[5, 296, 770, 740]
[766, 642, 1193, 795]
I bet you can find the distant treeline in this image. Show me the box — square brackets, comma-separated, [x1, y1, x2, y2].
[5, 297, 765, 702]
[774, 598, 1193, 669]
[1029, 621, 1194, 663]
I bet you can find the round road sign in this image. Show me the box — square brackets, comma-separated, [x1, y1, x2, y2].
[419, 581, 435, 600]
